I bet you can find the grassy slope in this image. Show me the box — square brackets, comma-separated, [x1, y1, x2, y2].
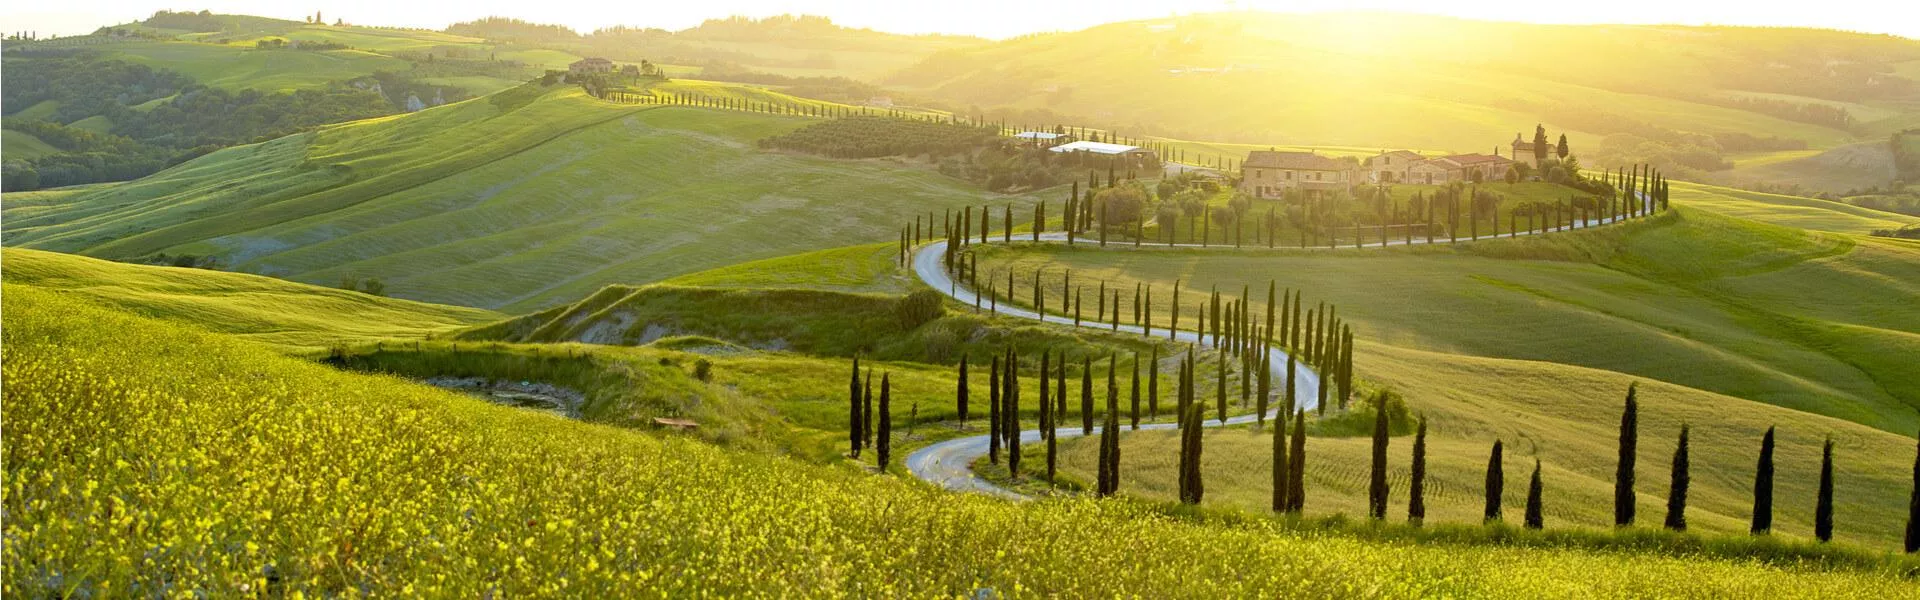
[1707, 141, 1900, 195]
[0, 248, 499, 349]
[1045, 339, 1920, 549]
[1, 129, 61, 158]
[6, 281, 1910, 597]
[1670, 180, 1920, 234]
[971, 208, 1918, 434]
[102, 41, 411, 92]
[5, 84, 1053, 312]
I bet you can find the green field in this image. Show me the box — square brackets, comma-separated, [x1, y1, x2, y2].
[102, 41, 411, 92]
[1671, 180, 1920, 234]
[970, 208, 1918, 434]
[1, 129, 60, 158]
[0, 248, 500, 349]
[7, 277, 1913, 597]
[4, 84, 1052, 312]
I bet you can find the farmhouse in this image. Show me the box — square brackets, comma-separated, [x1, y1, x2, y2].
[1402, 153, 1513, 185]
[568, 57, 613, 75]
[1239, 150, 1356, 199]
[1510, 133, 1548, 168]
[1048, 140, 1152, 157]
[1362, 150, 1425, 183]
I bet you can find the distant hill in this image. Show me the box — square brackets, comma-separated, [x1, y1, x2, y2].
[3, 82, 1057, 312]
[888, 12, 1920, 178]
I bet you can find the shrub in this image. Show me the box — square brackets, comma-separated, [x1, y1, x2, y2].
[895, 290, 945, 330]
[693, 358, 713, 382]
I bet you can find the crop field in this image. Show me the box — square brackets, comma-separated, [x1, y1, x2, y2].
[7, 280, 1913, 597]
[101, 41, 411, 92]
[3, 84, 1048, 312]
[968, 208, 1919, 433]
[1670, 180, 1919, 234]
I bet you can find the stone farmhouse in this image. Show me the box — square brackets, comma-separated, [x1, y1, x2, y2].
[1239, 150, 1356, 199]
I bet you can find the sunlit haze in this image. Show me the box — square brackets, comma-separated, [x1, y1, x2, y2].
[5, 0, 1917, 39]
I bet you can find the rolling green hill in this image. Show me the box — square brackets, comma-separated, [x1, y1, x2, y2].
[890, 13, 1920, 167]
[3, 83, 1056, 312]
[1, 129, 60, 158]
[969, 207, 1920, 434]
[0, 248, 499, 349]
[8, 280, 1906, 596]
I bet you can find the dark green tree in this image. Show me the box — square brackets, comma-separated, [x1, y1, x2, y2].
[1615, 382, 1639, 526]
[1906, 431, 1919, 553]
[1288, 408, 1306, 512]
[988, 356, 1001, 464]
[1485, 440, 1505, 522]
[1368, 390, 1390, 520]
[877, 373, 893, 469]
[863, 371, 874, 451]
[1081, 357, 1094, 435]
[1752, 425, 1776, 534]
[1148, 347, 1160, 420]
[1816, 437, 1835, 542]
[1666, 425, 1690, 531]
[1556, 133, 1569, 160]
[1525, 459, 1545, 529]
[1272, 392, 1290, 513]
[956, 355, 970, 421]
[1041, 351, 1054, 482]
[1005, 349, 1021, 475]
[1097, 361, 1122, 496]
[849, 355, 863, 457]
[1130, 355, 1141, 430]
[1215, 349, 1228, 424]
[1410, 416, 1428, 523]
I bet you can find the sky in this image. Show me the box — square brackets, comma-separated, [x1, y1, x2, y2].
[5, 0, 1918, 40]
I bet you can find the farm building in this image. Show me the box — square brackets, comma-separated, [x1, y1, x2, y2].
[1239, 150, 1357, 199]
[1048, 141, 1153, 157]
[569, 57, 613, 75]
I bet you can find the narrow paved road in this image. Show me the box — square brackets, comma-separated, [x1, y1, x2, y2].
[902, 191, 1652, 499]
[905, 240, 1321, 500]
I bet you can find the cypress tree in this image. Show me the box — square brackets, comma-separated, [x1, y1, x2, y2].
[1256, 349, 1271, 427]
[1004, 203, 1012, 243]
[849, 356, 863, 457]
[1906, 431, 1918, 553]
[1148, 347, 1160, 420]
[1130, 355, 1141, 430]
[988, 356, 1001, 464]
[1288, 408, 1306, 512]
[1040, 352, 1053, 480]
[1410, 416, 1428, 523]
[1816, 437, 1835, 542]
[1098, 359, 1122, 496]
[1005, 349, 1020, 476]
[1215, 349, 1227, 424]
[1666, 425, 1690, 531]
[1340, 326, 1355, 409]
[1055, 351, 1067, 419]
[1273, 392, 1290, 513]
[1485, 440, 1505, 522]
[863, 371, 874, 450]
[1615, 382, 1639, 526]
[956, 355, 970, 421]
[1081, 357, 1094, 435]
[1752, 426, 1775, 534]
[1525, 459, 1544, 529]
[877, 373, 893, 469]
[1368, 390, 1390, 520]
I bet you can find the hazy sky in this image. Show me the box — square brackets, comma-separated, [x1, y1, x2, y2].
[5, 0, 1918, 39]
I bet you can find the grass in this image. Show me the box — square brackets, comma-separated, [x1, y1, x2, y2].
[102, 41, 411, 93]
[659, 243, 912, 294]
[1670, 180, 1920, 234]
[970, 208, 1919, 434]
[1, 129, 61, 158]
[4, 83, 1058, 312]
[1041, 339, 1920, 550]
[0, 248, 500, 349]
[9, 276, 1915, 597]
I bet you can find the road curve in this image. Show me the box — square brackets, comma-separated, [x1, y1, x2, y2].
[903, 191, 1653, 499]
[904, 239, 1322, 500]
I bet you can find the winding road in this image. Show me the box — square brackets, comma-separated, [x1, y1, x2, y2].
[902, 190, 1654, 499]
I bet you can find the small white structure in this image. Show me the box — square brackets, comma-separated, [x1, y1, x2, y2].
[1014, 131, 1063, 141]
[1047, 141, 1152, 156]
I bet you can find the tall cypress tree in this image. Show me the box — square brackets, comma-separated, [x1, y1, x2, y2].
[1081, 357, 1094, 435]
[1666, 425, 1690, 531]
[1130, 355, 1141, 430]
[1816, 437, 1835, 542]
[956, 355, 970, 421]
[849, 356, 863, 457]
[1098, 360, 1122, 496]
[1148, 347, 1160, 420]
[1041, 352, 1054, 482]
[988, 356, 1001, 464]
[1752, 426, 1776, 534]
[1525, 459, 1544, 530]
[1484, 440, 1505, 523]
[1368, 391, 1390, 520]
[1906, 431, 1919, 553]
[1340, 326, 1355, 409]
[1410, 416, 1428, 523]
[1256, 349, 1272, 427]
[1273, 394, 1290, 513]
[877, 373, 893, 469]
[863, 371, 874, 450]
[1005, 349, 1021, 476]
[1615, 382, 1639, 527]
[1288, 408, 1306, 512]
[1215, 349, 1228, 424]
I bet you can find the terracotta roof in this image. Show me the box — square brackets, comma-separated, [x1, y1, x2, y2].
[1364, 150, 1424, 167]
[1436, 153, 1511, 166]
[1243, 151, 1349, 171]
